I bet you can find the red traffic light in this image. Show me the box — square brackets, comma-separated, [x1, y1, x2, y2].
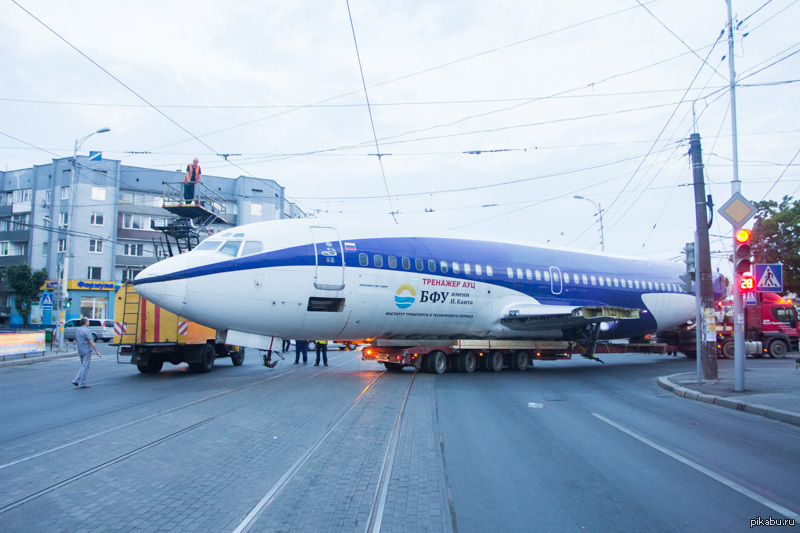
[735, 228, 751, 243]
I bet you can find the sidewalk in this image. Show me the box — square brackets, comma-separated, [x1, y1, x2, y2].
[659, 356, 800, 427]
[0, 348, 78, 367]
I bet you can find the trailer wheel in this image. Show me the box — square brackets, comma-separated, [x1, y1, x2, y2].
[768, 339, 788, 359]
[510, 350, 530, 371]
[428, 350, 447, 374]
[384, 362, 404, 372]
[482, 350, 504, 372]
[137, 357, 163, 374]
[455, 351, 477, 373]
[721, 340, 734, 359]
[230, 348, 245, 366]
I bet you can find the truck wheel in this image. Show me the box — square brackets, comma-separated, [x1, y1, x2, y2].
[510, 350, 530, 371]
[384, 362, 404, 372]
[455, 351, 477, 373]
[230, 349, 245, 366]
[190, 344, 215, 373]
[429, 350, 447, 374]
[137, 358, 163, 374]
[346, 343, 357, 351]
[483, 350, 504, 372]
[768, 339, 788, 359]
[721, 340, 734, 359]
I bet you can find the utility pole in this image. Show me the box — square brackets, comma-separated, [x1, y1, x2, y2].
[689, 133, 718, 380]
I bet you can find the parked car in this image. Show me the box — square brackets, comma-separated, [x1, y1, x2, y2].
[61, 318, 115, 342]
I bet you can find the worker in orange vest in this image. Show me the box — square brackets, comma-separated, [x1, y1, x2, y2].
[184, 157, 201, 203]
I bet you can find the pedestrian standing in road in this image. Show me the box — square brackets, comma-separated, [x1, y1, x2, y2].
[282, 338, 291, 352]
[72, 317, 101, 389]
[314, 340, 328, 366]
[294, 339, 308, 364]
[183, 157, 201, 203]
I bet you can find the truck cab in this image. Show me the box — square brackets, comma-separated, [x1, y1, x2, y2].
[717, 293, 799, 358]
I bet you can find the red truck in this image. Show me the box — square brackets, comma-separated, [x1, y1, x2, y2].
[716, 292, 799, 359]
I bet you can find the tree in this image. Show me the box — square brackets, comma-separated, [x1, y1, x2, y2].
[6, 264, 49, 329]
[752, 195, 800, 295]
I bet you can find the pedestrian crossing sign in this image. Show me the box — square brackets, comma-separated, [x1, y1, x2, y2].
[754, 264, 782, 293]
[744, 291, 758, 306]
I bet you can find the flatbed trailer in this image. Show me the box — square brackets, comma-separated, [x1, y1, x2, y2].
[114, 283, 244, 374]
[361, 338, 677, 374]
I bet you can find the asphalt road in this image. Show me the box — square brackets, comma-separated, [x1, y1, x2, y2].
[0, 345, 797, 532]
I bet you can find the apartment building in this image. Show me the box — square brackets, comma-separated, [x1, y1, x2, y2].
[0, 157, 304, 328]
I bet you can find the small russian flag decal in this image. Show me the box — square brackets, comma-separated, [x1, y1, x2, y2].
[344, 242, 356, 250]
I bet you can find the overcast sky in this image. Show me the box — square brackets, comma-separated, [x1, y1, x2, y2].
[1, 0, 798, 274]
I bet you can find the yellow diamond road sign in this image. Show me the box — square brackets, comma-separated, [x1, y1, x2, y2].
[718, 193, 756, 227]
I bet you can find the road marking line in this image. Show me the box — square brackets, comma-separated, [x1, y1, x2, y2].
[592, 413, 800, 521]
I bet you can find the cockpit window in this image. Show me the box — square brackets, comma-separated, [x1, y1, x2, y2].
[241, 241, 263, 257]
[195, 240, 223, 251]
[219, 240, 243, 256]
[233, 233, 245, 238]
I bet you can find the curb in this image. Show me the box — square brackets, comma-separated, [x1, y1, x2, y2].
[658, 374, 800, 428]
[0, 351, 78, 367]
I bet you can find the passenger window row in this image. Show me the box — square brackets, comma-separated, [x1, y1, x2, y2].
[357, 252, 683, 293]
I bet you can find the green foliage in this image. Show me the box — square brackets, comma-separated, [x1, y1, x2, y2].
[6, 264, 49, 329]
[752, 196, 800, 295]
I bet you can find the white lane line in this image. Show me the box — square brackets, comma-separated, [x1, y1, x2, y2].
[592, 413, 800, 521]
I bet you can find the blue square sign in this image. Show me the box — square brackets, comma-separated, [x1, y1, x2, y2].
[754, 264, 782, 292]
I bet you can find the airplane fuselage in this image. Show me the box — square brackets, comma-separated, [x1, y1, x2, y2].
[133, 219, 695, 345]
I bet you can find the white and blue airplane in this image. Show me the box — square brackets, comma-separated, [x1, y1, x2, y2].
[133, 218, 697, 357]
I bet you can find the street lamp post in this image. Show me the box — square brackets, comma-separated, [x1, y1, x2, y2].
[58, 127, 110, 351]
[574, 195, 605, 252]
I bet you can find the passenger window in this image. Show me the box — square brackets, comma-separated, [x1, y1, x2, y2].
[553, 271, 560, 282]
[563, 273, 570, 283]
[402, 257, 411, 270]
[599, 276, 605, 286]
[475, 264, 482, 276]
[516, 268, 523, 279]
[591, 275, 597, 285]
[440, 260, 449, 273]
[525, 269, 532, 280]
[428, 259, 436, 272]
[464, 263, 471, 275]
[613, 278, 619, 287]
[219, 240, 242, 256]
[543, 271, 550, 282]
[453, 262, 461, 274]
[359, 253, 368, 266]
[634, 280, 640, 289]
[388, 255, 397, 269]
[374, 254, 383, 268]
[535, 270, 542, 281]
[507, 267, 514, 278]
[582, 274, 588, 284]
[486, 265, 493, 277]
[241, 241, 263, 256]
[415, 258, 424, 271]
[648, 281, 654, 290]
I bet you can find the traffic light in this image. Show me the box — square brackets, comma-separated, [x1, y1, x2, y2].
[65, 298, 72, 308]
[739, 274, 755, 292]
[684, 242, 696, 280]
[733, 228, 753, 274]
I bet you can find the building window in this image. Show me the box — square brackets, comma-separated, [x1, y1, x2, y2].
[124, 243, 144, 256]
[59, 212, 68, 228]
[58, 239, 66, 253]
[42, 242, 48, 255]
[122, 214, 148, 230]
[89, 239, 103, 253]
[11, 214, 29, 230]
[0, 192, 11, 205]
[91, 187, 106, 201]
[87, 267, 102, 280]
[0, 242, 8, 256]
[90, 212, 104, 226]
[122, 269, 142, 283]
[12, 189, 32, 203]
[80, 296, 108, 319]
[61, 186, 70, 200]
[251, 203, 263, 216]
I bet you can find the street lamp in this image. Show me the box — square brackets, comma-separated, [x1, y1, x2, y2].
[58, 127, 110, 351]
[574, 195, 605, 252]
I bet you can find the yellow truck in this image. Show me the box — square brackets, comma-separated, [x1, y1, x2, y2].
[114, 283, 244, 374]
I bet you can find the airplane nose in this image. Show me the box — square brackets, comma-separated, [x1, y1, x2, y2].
[133, 255, 189, 315]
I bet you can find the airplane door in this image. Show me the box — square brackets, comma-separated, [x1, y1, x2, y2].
[550, 266, 562, 295]
[310, 226, 345, 290]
